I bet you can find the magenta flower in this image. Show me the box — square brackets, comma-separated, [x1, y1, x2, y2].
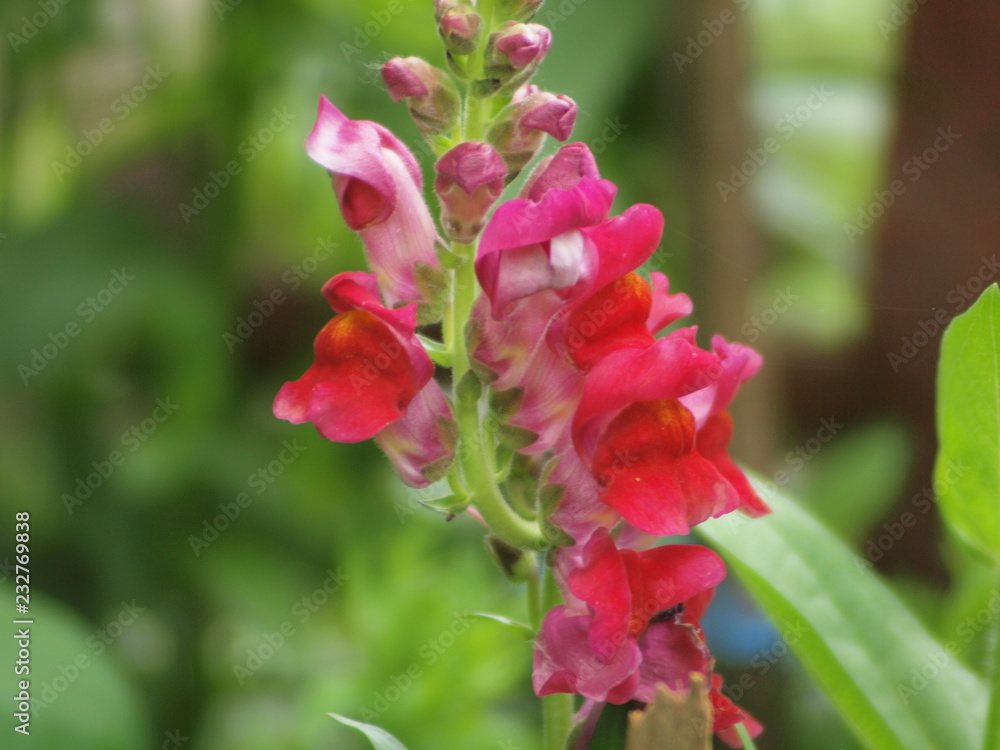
[305, 96, 444, 309]
[533, 529, 725, 703]
[273, 272, 454, 487]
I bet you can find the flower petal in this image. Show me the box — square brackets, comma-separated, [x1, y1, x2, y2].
[376, 380, 457, 487]
[591, 400, 739, 536]
[533, 607, 642, 702]
[306, 96, 440, 306]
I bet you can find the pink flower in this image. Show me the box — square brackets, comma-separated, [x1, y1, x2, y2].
[533, 530, 726, 703]
[474, 178, 619, 316]
[305, 96, 444, 309]
[273, 272, 454, 487]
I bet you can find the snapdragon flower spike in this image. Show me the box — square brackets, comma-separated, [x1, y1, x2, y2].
[435, 142, 507, 243]
[273, 272, 454, 486]
[487, 90, 578, 177]
[382, 57, 461, 140]
[305, 96, 444, 310]
[533, 530, 726, 704]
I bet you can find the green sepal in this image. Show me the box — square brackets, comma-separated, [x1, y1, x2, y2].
[489, 386, 524, 421]
[498, 422, 538, 450]
[537, 479, 573, 549]
[417, 335, 453, 368]
[456, 370, 483, 406]
[414, 261, 448, 325]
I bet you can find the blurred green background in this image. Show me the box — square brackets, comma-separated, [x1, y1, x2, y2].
[3, 0, 996, 747]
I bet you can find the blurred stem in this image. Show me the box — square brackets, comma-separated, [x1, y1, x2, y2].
[543, 693, 573, 750]
[734, 723, 759, 750]
[983, 575, 1000, 750]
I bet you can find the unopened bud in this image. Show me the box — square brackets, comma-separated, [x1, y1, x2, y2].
[521, 142, 600, 200]
[487, 90, 578, 178]
[435, 142, 507, 242]
[440, 9, 482, 55]
[382, 57, 460, 140]
[480, 22, 552, 95]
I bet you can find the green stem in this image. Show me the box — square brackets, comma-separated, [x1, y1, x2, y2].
[543, 693, 574, 750]
[734, 722, 759, 750]
[983, 576, 1000, 750]
[456, 389, 543, 549]
[446, 241, 544, 550]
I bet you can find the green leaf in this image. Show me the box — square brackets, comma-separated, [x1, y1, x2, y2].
[935, 283, 1000, 563]
[328, 714, 409, 750]
[466, 612, 535, 640]
[697, 477, 986, 750]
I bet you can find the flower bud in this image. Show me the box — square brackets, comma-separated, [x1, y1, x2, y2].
[487, 91, 578, 178]
[435, 142, 507, 242]
[521, 142, 600, 201]
[481, 22, 552, 94]
[440, 9, 482, 55]
[382, 57, 460, 140]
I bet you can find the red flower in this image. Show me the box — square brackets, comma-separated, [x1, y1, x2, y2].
[273, 272, 454, 487]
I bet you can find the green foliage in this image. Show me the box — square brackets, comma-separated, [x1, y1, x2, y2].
[330, 714, 409, 750]
[935, 284, 1000, 564]
[699, 479, 986, 750]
